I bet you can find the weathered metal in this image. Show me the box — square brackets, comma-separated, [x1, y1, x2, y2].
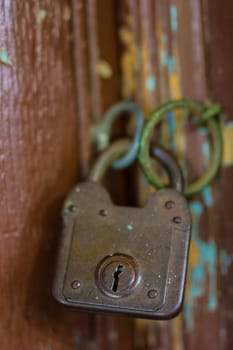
[53, 180, 191, 319]
[138, 99, 223, 196]
[53, 140, 191, 319]
[91, 101, 145, 169]
[88, 139, 184, 193]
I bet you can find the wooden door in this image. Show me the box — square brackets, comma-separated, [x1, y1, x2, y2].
[1, 0, 233, 349]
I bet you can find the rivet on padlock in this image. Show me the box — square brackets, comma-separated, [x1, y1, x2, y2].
[53, 139, 191, 319]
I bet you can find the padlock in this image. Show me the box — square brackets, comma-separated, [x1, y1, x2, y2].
[53, 140, 191, 319]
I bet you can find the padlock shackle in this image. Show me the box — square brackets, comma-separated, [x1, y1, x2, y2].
[88, 139, 184, 192]
[150, 143, 184, 193]
[88, 139, 131, 183]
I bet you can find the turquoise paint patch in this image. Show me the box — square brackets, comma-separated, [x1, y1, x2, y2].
[199, 127, 208, 136]
[184, 201, 218, 331]
[202, 186, 213, 207]
[160, 52, 176, 74]
[127, 224, 133, 231]
[146, 76, 156, 91]
[0, 49, 12, 66]
[161, 50, 168, 67]
[39, 9, 47, 20]
[168, 57, 175, 74]
[170, 5, 178, 32]
[219, 249, 233, 275]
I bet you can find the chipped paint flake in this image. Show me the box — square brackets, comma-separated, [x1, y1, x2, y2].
[185, 201, 218, 331]
[222, 121, 233, 166]
[0, 49, 12, 66]
[170, 5, 178, 32]
[146, 76, 156, 91]
[202, 186, 213, 207]
[39, 9, 47, 21]
[95, 60, 112, 79]
[172, 316, 184, 350]
[127, 224, 133, 231]
[219, 249, 233, 275]
[63, 5, 71, 21]
[202, 140, 210, 165]
[119, 23, 139, 98]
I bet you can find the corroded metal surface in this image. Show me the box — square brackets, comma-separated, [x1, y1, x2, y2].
[54, 182, 191, 319]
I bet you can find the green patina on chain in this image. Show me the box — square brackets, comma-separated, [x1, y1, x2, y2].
[138, 99, 223, 197]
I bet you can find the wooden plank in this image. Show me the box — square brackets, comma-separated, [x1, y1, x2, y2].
[0, 1, 93, 348]
[119, 0, 233, 349]
[71, 1, 134, 349]
[203, 1, 233, 349]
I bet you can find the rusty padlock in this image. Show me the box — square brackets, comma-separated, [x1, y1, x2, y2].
[53, 140, 191, 319]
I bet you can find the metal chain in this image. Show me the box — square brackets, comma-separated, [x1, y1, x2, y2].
[89, 138, 184, 193]
[91, 99, 223, 197]
[91, 101, 144, 169]
[138, 99, 223, 197]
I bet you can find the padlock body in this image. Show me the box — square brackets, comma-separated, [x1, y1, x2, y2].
[53, 182, 191, 319]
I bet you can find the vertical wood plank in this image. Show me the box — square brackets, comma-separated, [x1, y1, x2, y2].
[71, 1, 134, 349]
[119, 0, 232, 349]
[0, 1, 93, 348]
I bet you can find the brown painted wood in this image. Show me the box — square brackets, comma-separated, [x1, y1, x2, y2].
[203, 2, 233, 349]
[1, 0, 233, 349]
[0, 1, 92, 349]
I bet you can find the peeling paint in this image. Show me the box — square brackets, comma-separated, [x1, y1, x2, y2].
[157, 14, 185, 169]
[219, 249, 233, 275]
[119, 23, 139, 98]
[0, 49, 12, 66]
[202, 140, 210, 165]
[63, 5, 71, 21]
[168, 57, 175, 74]
[222, 121, 233, 166]
[141, 37, 156, 112]
[170, 5, 178, 32]
[202, 186, 213, 207]
[146, 76, 156, 91]
[168, 51, 181, 99]
[185, 201, 218, 331]
[39, 9, 47, 21]
[172, 316, 184, 350]
[95, 60, 112, 79]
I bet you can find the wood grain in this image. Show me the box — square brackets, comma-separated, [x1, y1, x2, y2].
[0, 1, 91, 348]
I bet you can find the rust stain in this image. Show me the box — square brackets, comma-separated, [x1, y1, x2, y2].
[119, 18, 139, 99]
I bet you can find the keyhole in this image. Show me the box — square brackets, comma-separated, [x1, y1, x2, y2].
[112, 265, 124, 292]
